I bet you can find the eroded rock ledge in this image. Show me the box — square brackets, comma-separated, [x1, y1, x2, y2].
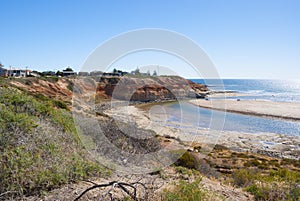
[96, 76, 208, 101]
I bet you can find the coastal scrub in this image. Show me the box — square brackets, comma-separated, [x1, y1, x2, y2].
[0, 88, 110, 199]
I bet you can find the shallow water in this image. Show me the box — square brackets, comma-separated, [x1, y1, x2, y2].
[163, 101, 300, 136]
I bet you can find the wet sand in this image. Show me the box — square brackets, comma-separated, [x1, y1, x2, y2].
[189, 99, 300, 121]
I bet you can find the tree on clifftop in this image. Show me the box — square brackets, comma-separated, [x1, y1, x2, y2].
[0, 62, 3, 68]
[153, 70, 157, 76]
[65, 67, 74, 72]
[56, 70, 63, 76]
[134, 67, 140, 75]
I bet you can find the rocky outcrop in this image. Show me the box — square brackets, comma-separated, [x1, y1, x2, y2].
[10, 76, 208, 104]
[11, 78, 73, 101]
[96, 76, 208, 102]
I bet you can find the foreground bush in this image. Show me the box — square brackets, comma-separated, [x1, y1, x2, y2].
[233, 168, 300, 201]
[0, 88, 110, 198]
[162, 178, 208, 201]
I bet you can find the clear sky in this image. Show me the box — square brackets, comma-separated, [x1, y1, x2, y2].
[0, 0, 299, 79]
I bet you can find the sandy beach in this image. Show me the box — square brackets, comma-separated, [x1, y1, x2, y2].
[208, 92, 256, 98]
[189, 99, 300, 121]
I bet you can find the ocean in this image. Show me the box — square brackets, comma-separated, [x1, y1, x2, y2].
[190, 79, 300, 102]
[163, 79, 300, 136]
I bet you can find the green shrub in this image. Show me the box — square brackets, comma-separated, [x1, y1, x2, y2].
[246, 182, 298, 201]
[174, 150, 198, 169]
[232, 169, 257, 187]
[162, 179, 209, 201]
[66, 80, 74, 91]
[33, 93, 51, 102]
[233, 168, 300, 201]
[174, 166, 200, 177]
[213, 144, 228, 151]
[281, 158, 300, 167]
[53, 100, 69, 110]
[246, 184, 264, 200]
[269, 168, 300, 183]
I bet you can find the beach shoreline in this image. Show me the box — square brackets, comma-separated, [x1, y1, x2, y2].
[189, 98, 300, 121]
[103, 103, 300, 160]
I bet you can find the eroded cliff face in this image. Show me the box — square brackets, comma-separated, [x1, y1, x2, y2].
[10, 78, 73, 101]
[97, 76, 208, 102]
[10, 76, 208, 105]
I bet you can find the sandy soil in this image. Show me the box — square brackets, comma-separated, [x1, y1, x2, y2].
[189, 99, 300, 121]
[25, 166, 252, 201]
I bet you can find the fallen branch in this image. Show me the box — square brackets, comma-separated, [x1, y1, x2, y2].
[74, 180, 146, 201]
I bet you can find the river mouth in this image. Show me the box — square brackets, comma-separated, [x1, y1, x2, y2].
[139, 101, 300, 137]
[104, 100, 300, 159]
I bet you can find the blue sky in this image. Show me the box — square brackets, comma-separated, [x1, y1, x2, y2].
[0, 0, 299, 79]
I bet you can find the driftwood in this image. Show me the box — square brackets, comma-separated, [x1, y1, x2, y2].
[74, 174, 164, 201]
[74, 180, 147, 201]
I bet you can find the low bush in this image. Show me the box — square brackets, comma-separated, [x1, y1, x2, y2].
[162, 179, 209, 201]
[174, 166, 200, 177]
[213, 144, 228, 151]
[232, 169, 257, 187]
[174, 150, 199, 169]
[66, 79, 74, 91]
[0, 88, 110, 198]
[53, 100, 69, 110]
[232, 168, 300, 200]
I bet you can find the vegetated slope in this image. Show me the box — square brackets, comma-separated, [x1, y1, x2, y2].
[0, 76, 170, 199]
[196, 145, 300, 201]
[0, 81, 110, 199]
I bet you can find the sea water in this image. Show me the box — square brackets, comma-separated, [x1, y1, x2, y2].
[191, 79, 300, 102]
[164, 102, 300, 136]
[163, 79, 300, 136]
